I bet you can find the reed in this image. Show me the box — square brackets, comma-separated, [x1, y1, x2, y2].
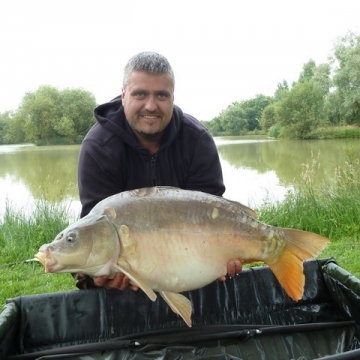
[258, 149, 360, 278]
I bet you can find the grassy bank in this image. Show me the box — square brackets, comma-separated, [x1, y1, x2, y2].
[0, 201, 75, 307]
[258, 154, 360, 278]
[1, 154, 359, 307]
[306, 125, 360, 139]
[209, 125, 360, 139]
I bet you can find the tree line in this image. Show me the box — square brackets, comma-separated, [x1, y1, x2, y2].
[206, 32, 360, 139]
[1, 32, 359, 145]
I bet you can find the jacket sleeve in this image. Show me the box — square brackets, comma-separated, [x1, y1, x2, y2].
[78, 139, 124, 217]
[185, 130, 225, 196]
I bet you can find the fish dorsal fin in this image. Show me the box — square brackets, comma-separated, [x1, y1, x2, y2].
[114, 260, 157, 302]
[160, 291, 192, 327]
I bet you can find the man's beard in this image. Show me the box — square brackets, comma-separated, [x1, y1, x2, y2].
[136, 129, 164, 140]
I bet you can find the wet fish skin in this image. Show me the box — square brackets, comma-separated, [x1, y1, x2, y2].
[35, 186, 330, 327]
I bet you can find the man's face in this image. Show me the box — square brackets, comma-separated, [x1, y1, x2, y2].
[122, 70, 174, 140]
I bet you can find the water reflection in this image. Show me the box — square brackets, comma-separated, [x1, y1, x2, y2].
[217, 137, 359, 179]
[0, 138, 359, 219]
[221, 159, 290, 208]
[0, 145, 79, 200]
[0, 145, 81, 220]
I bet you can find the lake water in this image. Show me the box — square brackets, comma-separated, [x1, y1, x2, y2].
[1, 137, 359, 220]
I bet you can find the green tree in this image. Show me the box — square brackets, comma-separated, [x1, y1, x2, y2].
[276, 80, 324, 139]
[212, 95, 272, 135]
[298, 59, 317, 84]
[274, 80, 290, 102]
[220, 103, 248, 134]
[59, 88, 96, 142]
[205, 116, 224, 136]
[3, 111, 26, 144]
[240, 94, 272, 131]
[324, 91, 343, 125]
[312, 63, 331, 94]
[0, 111, 11, 144]
[312, 63, 331, 126]
[5, 85, 97, 145]
[20, 86, 61, 144]
[331, 32, 360, 125]
[260, 103, 277, 132]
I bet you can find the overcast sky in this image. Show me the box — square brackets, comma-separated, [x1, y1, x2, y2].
[1, 0, 360, 121]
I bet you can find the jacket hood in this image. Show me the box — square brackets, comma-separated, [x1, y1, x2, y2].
[93, 96, 183, 151]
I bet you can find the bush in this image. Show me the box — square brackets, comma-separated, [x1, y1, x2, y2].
[306, 125, 360, 139]
[268, 124, 282, 138]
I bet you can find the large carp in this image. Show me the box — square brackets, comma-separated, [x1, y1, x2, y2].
[35, 187, 329, 327]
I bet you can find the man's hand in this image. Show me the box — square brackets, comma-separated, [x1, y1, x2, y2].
[93, 273, 139, 291]
[218, 260, 242, 282]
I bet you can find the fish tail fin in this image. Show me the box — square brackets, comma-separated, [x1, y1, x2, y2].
[267, 229, 330, 301]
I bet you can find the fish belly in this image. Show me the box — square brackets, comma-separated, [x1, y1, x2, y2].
[120, 230, 258, 293]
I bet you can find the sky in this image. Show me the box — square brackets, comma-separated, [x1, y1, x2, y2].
[1, 0, 360, 121]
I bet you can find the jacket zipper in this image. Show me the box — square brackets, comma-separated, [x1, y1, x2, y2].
[151, 156, 157, 186]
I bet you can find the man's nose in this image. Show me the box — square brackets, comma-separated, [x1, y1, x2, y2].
[144, 96, 157, 112]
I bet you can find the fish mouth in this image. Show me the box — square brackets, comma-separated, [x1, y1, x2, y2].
[34, 251, 46, 265]
[34, 250, 59, 273]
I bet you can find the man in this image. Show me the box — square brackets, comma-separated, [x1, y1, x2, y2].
[77, 51, 242, 290]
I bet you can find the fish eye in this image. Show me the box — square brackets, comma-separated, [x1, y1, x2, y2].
[66, 232, 77, 244]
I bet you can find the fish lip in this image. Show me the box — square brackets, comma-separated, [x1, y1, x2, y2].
[34, 251, 46, 265]
[34, 250, 59, 273]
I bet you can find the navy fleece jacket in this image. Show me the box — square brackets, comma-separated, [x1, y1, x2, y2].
[78, 96, 225, 217]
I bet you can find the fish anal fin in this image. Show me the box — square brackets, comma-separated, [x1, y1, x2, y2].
[268, 228, 330, 301]
[115, 261, 157, 302]
[160, 291, 192, 327]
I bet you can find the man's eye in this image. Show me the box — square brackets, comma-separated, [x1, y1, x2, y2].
[157, 93, 168, 99]
[134, 92, 146, 99]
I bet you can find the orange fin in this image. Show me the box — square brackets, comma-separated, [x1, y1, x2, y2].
[268, 228, 329, 301]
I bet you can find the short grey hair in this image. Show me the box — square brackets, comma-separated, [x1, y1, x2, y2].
[123, 52, 175, 90]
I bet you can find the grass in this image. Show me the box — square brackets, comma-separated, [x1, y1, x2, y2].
[0, 200, 75, 307]
[258, 150, 360, 278]
[0, 150, 359, 308]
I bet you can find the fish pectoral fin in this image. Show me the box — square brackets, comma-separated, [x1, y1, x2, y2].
[160, 291, 192, 327]
[114, 262, 157, 302]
